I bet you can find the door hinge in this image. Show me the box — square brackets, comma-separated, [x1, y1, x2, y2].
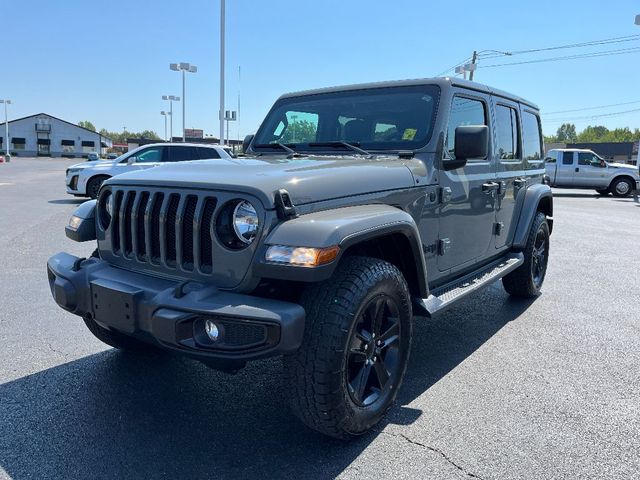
[440, 187, 452, 204]
[494, 222, 505, 236]
[438, 238, 451, 256]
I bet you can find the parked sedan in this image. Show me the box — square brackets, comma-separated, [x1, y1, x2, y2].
[66, 143, 233, 198]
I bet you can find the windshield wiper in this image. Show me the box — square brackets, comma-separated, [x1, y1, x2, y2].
[308, 141, 372, 157]
[253, 142, 305, 158]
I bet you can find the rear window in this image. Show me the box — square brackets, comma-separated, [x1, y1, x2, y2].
[521, 111, 542, 161]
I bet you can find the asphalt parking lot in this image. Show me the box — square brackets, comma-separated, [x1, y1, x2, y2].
[1, 157, 639, 479]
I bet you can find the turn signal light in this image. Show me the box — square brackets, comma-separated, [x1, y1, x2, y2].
[265, 245, 340, 267]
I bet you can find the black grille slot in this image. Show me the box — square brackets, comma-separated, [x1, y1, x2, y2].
[112, 190, 124, 253]
[182, 195, 198, 269]
[165, 194, 180, 266]
[136, 192, 150, 258]
[123, 191, 135, 256]
[199, 197, 217, 272]
[220, 321, 267, 347]
[150, 193, 164, 261]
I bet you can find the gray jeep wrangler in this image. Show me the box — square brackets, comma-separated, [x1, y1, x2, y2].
[48, 77, 552, 438]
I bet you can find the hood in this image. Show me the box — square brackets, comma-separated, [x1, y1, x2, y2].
[69, 160, 116, 169]
[608, 162, 639, 172]
[105, 155, 417, 207]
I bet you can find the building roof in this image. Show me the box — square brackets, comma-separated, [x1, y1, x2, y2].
[0, 112, 112, 140]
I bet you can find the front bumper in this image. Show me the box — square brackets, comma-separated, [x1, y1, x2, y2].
[65, 172, 85, 194]
[47, 252, 305, 363]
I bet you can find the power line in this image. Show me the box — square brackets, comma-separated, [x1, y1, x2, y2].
[478, 46, 640, 68]
[543, 100, 640, 115]
[543, 107, 640, 124]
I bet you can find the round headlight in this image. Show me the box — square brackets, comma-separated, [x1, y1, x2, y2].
[233, 201, 259, 244]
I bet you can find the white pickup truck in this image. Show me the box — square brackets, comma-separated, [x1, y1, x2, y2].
[545, 148, 640, 197]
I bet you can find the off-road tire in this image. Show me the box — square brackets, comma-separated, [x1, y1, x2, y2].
[610, 177, 634, 198]
[502, 212, 550, 298]
[86, 175, 109, 199]
[83, 315, 156, 352]
[284, 256, 413, 439]
[595, 188, 610, 196]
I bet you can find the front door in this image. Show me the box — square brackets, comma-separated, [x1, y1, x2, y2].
[573, 151, 609, 188]
[493, 100, 524, 249]
[437, 93, 497, 273]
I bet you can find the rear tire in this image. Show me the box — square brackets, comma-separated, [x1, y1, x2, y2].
[83, 316, 157, 352]
[284, 256, 413, 439]
[503, 212, 550, 298]
[610, 177, 633, 198]
[86, 175, 109, 199]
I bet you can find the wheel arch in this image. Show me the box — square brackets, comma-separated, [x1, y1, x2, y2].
[255, 204, 429, 297]
[512, 184, 553, 251]
[609, 174, 636, 191]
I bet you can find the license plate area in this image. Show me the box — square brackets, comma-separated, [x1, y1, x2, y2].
[90, 279, 142, 333]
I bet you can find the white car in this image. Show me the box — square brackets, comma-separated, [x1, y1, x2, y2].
[66, 143, 234, 198]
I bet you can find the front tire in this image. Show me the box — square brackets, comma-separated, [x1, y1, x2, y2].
[284, 256, 413, 439]
[611, 177, 634, 198]
[502, 212, 550, 298]
[86, 175, 109, 199]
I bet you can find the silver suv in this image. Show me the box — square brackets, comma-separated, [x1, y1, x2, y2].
[66, 143, 233, 198]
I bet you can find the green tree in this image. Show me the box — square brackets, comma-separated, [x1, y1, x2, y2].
[556, 123, 577, 142]
[279, 120, 317, 143]
[78, 120, 96, 132]
[576, 125, 609, 143]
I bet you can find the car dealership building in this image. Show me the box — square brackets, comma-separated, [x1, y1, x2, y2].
[0, 113, 112, 158]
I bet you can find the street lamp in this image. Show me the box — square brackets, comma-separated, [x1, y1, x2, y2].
[0, 99, 12, 162]
[170, 62, 197, 142]
[162, 95, 180, 141]
[160, 111, 170, 141]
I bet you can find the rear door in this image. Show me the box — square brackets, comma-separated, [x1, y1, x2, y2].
[166, 145, 198, 163]
[556, 151, 576, 186]
[573, 152, 609, 187]
[493, 100, 524, 250]
[437, 92, 497, 273]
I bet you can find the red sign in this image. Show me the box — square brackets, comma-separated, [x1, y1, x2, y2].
[184, 129, 204, 139]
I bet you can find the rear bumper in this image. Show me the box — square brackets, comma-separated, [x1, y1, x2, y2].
[47, 252, 305, 363]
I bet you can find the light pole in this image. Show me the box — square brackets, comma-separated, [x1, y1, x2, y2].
[162, 95, 180, 141]
[170, 63, 197, 142]
[220, 0, 226, 146]
[160, 111, 170, 141]
[0, 99, 11, 161]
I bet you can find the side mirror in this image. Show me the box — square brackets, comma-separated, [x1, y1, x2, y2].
[242, 134, 254, 154]
[127, 156, 137, 165]
[443, 125, 489, 171]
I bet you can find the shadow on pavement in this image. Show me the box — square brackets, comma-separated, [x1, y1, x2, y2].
[0, 287, 534, 479]
[48, 198, 86, 205]
[551, 192, 601, 198]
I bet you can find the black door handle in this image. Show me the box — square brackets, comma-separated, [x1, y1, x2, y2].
[575, 167, 579, 172]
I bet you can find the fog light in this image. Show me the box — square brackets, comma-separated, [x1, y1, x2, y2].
[204, 320, 220, 342]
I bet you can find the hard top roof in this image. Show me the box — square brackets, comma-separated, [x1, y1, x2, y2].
[278, 77, 539, 110]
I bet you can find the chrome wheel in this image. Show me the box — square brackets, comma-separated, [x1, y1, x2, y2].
[614, 180, 631, 196]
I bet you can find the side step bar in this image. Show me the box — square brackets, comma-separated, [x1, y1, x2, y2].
[415, 253, 524, 316]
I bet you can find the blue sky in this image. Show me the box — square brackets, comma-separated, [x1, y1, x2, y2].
[2, 0, 639, 138]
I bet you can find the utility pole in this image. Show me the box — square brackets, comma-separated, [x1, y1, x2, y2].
[219, 0, 226, 146]
[469, 51, 478, 81]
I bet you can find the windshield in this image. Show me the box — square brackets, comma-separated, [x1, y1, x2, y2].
[253, 85, 440, 152]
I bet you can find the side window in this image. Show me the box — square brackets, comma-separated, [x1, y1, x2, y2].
[545, 152, 556, 163]
[446, 96, 487, 159]
[168, 146, 198, 162]
[562, 152, 574, 165]
[495, 105, 520, 160]
[578, 152, 605, 167]
[197, 147, 220, 159]
[521, 111, 542, 161]
[135, 147, 164, 163]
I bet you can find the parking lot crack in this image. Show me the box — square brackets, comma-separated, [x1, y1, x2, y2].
[379, 430, 485, 479]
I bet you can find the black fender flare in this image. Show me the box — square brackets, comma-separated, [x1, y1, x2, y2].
[254, 204, 429, 296]
[512, 184, 553, 251]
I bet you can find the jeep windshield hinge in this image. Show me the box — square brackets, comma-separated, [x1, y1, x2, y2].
[440, 187, 452, 204]
[274, 189, 298, 220]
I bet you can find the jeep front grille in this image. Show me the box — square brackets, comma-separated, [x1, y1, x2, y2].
[104, 188, 219, 273]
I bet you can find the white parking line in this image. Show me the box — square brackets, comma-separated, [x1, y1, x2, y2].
[0, 183, 14, 186]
